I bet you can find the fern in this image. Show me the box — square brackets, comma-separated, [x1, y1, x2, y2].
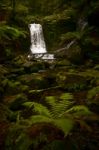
[30, 115, 52, 123]
[66, 105, 93, 117]
[23, 93, 93, 135]
[46, 93, 73, 118]
[87, 86, 99, 104]
[0, 24, 27, 41]
[53, 118, 73, 136]
[23, 93, 74, 135]
[23, 102, 51, 117]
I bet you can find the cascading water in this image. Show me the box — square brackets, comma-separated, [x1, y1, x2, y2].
[29, 23, 54, 60]
[29, 23, 47, 54]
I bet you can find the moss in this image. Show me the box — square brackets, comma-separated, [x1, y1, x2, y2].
[56, 72, 88, 91]
[8, 94, 28, 111]
[87, 86, 99, 103]
[5, 124, 32, 150]
[18, 73, 49, 89]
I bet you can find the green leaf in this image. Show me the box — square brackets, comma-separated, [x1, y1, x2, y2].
[0, 24, 27, 41]
[53, 118, 74, 135]
[66, 105, 93, 116]
[30, 115, 52, 123]
[45, 96, 56, 107]
[23, 101, 34, 108]
[23, 102, 51, 117]
[60, 93, 73, 100]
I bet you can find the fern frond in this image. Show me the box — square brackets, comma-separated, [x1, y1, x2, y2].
[65, 105, 93, 117]
[30, 116, 74, 135]
[23, 102, 34, 108]
[53, 118, 74, 135]
[30, 115, 52, 124]
[0, 25, 27, 40]
[23, 102, 51, 117]
[60, 93, 73, 100]
[46, 93, 74, 118]
[45, 96, 56, 107]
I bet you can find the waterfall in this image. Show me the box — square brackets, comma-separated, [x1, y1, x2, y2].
[28, 23, 54, 60]
[29, 23, 47, 54]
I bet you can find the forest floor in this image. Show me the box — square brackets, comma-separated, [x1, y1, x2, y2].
[0, 55, 99, 150]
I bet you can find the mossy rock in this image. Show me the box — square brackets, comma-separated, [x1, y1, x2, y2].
[23, 61, 46, 73]
[0, 65, 9, 75]
[12, 55, 28, 67]
[56, 73, 88, 91]
[7, 93, 28, 111]
[5, 124, 31, 150]
[87, 86, 99, 114]
[10, 67, 25, 75]
[0, 104, 13, 121]
[5, 122, 64, 150]
[18, 73, 55, 89]
[66, 44, 83, 64]
[54, 59, 71, 67]
[87, 86, 99, 105]
[2, 79, 27, 95]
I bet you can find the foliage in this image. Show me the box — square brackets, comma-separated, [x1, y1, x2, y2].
[23, 93, 93, 135]
[66, 105, 93, 117]
[0, 24, 27, 41]
[23, 102, 51, 117]
[87, 86, 99, 99]
[23, 93, 74, 135]
[5, 124, 32, 150]
[60, 32, 81, 42]
[0, 104, 14, 121]
[87, 86, 99, 104]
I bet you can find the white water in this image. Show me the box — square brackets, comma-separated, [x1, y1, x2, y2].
[29, 23, 54, 60]
[29, 23, 47, 54]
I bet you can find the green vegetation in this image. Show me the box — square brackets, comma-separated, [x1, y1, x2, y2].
[0, 0, 99, 149]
